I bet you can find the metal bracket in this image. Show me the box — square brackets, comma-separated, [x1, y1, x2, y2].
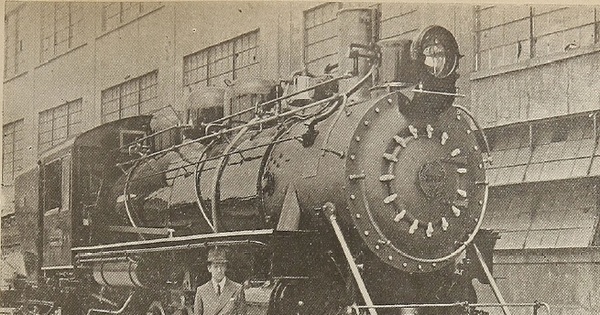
[412, 88, 466, 98]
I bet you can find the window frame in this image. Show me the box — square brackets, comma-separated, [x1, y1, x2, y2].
[38, 99, 83, 152]
[303, 2, 343, 72]
[474, 5, 600, 72]
[39, 2, 84, 62]
[100, 2, 162, 33]
[4, 6, 25, 79]
[183, 29, 260, 87]
[42, 158, 63, 212]
[2, 119, 24, 186]
[100, 70, 159, 123]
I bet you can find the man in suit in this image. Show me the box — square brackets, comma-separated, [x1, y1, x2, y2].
[194, 247, 247, 315]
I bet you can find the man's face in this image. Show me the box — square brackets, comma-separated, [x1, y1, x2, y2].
[208, 262, 227, 282]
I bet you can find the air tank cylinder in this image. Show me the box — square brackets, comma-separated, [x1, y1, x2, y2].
[92, 260, 145, 287]
[337, 8, 375, 99]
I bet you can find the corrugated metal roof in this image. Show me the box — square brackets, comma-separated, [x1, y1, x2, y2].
[523, 163, 543, 182]
[555, 227, 594, 248]
[524, 157, 591, 183]
[487, 137, 598, 187]
[576, 138, 595, 157]
[571, 158, 590, 178]
[486, 181, 597, 250]
[496, 231, 527, 250]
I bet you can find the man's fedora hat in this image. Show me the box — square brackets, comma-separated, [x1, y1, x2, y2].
[207, 246, 229, 263]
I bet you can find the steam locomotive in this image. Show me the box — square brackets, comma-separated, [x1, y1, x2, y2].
[8, 8, 504, 315]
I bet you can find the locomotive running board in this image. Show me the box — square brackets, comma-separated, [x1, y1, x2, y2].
[323, 203, 378, 315]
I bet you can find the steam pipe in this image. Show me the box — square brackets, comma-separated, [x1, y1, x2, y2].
[211, 73, 352, 124]
[86, 292, 134, 315]
[211, 122, 251, 232]
[124, 136, 300, 184]
[117, 94, 341, 168]
[117, 67, 372, 169]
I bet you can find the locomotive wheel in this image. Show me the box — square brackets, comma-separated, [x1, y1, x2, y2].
[146, 301, 166, 315]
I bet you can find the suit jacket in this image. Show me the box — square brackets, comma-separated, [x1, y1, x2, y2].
[194, 279, 246, 315]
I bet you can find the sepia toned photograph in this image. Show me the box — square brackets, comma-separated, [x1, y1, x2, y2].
[1, 2, 599, 315]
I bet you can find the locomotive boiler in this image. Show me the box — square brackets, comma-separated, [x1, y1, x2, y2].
[9, 8, 524, 315]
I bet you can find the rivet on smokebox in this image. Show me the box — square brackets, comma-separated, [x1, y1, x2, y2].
[467, 129, 472, 134]
[394, 135, 407, 148]
[451, 148, 461, 157]
[355, 136, 361, 142]
[388, 256, 393, 261]
[375, 107, 380, 113]
[409, 220, 419, 234]
[426, 222, 434, 238]
[375, 245, 380, 250]
[379, 174, 395, 182]
[356, 213, 361, 219]
[402, 263, 408, 268]
[418, 265, 423, 270]
[432, 263, 437, 267]
[457, 168, 467, 174]
[408, 125, 418, 138]
[383, 153, 398, 163]
[387, 98, 393, 104]
[350, 194, 356, 200]
[452, 206, 461, 217]
[364, 121, 369, 126]
[349, 173, 366, 180]
[473, 145, 479, 151]
[393, 209, 406, 222]
[441, 217, 449, 231]
[350, 155, 356, 160]
[384, 193, 398, 204]
[426, 124, 434, 138]
[441, 132, 449, 145]
[457, 189, 467, 198]
[364, 230, 370, 236]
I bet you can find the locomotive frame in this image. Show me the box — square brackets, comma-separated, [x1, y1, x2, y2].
[4, 7, 549, 315]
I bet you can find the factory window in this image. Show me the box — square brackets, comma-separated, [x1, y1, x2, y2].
[101, 2, 162, 32]
[43, 159, 62, 212]
[101, 71, 159, 123]
[303, 2, 342, 74]
[183, 30, 260, 87]
[4, 7, 25, 78]
[38, 99, 83, 152]
[475, 5, 600, 71]
[40, 2, 84, 62]
[2, 119, 24, 186]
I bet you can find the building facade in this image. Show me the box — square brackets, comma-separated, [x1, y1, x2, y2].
[2, 2, 600, 313]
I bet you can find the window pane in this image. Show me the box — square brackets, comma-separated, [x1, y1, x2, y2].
[121, 104, 139, 118]
[101, 71, 158, 121]
[140, 85, 157, 102]
[52, 125, 67, 144]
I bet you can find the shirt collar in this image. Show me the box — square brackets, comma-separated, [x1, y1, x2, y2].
[212, 277, 227, 292]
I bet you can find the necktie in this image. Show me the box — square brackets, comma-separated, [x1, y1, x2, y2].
[217, 284, 221, 296]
